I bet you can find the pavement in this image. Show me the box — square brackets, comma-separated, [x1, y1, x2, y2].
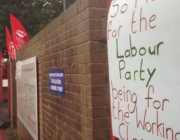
[0, 101, 8, 122]
[0, 101, 9, 140]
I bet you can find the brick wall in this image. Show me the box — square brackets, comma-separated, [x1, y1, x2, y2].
[16, 0, 110, 139]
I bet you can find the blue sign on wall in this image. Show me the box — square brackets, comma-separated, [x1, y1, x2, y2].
[49, 69, 65, 95]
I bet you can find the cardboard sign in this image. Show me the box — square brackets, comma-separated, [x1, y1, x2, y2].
[15, 61, 22, 79]
[108, 0, 180, 139]
[49, 70, 65, 95]
[16, 57, 38, 140]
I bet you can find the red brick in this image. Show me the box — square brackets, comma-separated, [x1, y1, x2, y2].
[93, 117, 110, 129]
[93, 129, 111, 139]
[89, 7, 107, 19]
[89, 19, 104, 30]
[90, 53, 107, 63]
[89, 0, 108, 8]
[91, 74, 107, 85]
[92, 106, 108, 118]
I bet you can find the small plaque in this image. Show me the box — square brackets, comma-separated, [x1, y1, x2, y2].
[49, 70, 65, 95]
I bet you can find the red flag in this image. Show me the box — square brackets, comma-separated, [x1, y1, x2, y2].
[5, 26, 16, 60]
[0, 50, 5, 69]
[10, 13, 29, 50]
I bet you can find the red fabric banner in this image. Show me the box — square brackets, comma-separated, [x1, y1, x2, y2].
[5, 26, 16, 60]
[0, 50, 5, 69]
[10, 13, 29, 50]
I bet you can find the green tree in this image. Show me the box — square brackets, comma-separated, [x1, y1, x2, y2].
[0, 0, 75, 58]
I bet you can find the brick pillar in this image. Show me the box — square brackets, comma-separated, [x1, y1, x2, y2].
[88, 0, 110, 139]
[15, 0, 111, 140]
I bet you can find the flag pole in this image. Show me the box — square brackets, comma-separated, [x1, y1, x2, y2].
[63, 0, 66, 11]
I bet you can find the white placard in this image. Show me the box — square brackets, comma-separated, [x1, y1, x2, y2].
[3, 79, 8, 87]
[16, 57, 38, 140]
[15, 61, 22, 79]
[108, 0, 180, 140]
